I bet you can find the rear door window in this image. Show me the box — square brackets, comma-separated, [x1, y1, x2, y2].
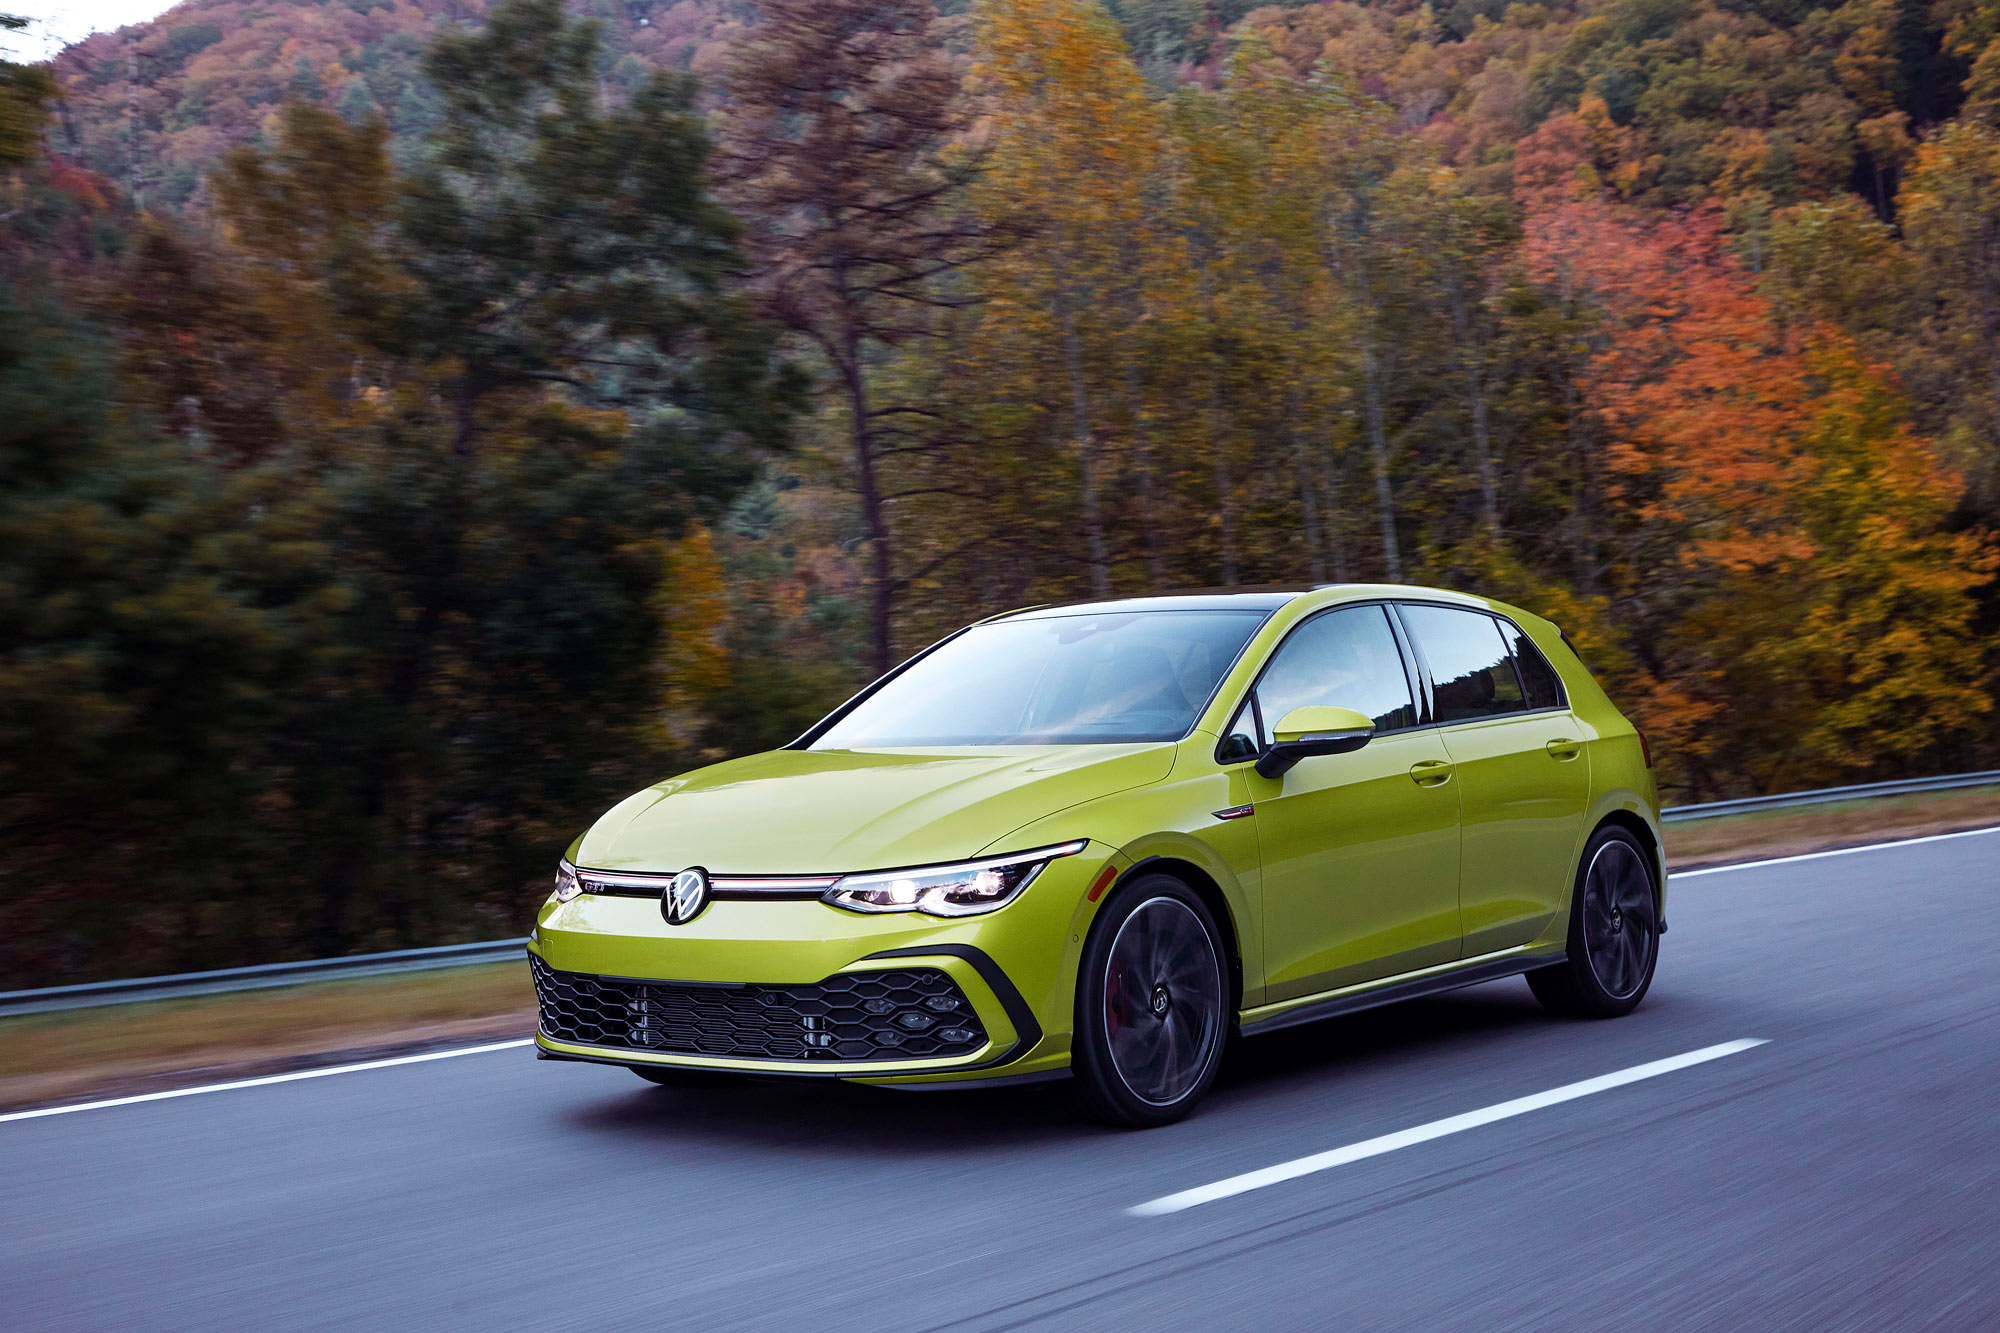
[1399, 604, 1526, 724]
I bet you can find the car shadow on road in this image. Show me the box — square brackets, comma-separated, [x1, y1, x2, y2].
[564, 1067, 1085, 1155]
[1215, 976, 1750, 1109]
[559, 976, 1691, 1154]
[1220, 982, 1551, 1093]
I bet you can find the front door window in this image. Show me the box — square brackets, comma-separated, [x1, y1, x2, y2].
[1251, 604, 1418, 740]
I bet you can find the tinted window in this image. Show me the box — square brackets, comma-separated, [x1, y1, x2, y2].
[1506, 624, 1564, 710]
[1401, 605, 1525, 723]
[811, 610, 1265, 747]
[1251, 606, 1417, 744]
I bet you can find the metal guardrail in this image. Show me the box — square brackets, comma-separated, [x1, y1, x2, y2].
[6, 769, 1998, 1018]
[1659, 770, 2000, 822]
[0, 938, 527, 1017]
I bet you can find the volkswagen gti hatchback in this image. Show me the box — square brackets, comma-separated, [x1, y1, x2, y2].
[531, 584, 1664, 1126]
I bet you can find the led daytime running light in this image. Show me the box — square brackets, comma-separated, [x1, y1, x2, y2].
[824, 841, 1088, 918]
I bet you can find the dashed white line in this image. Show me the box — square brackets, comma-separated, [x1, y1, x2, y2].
[0, 1039, 534, 1124]
[1128, 1038, 1770, 1217]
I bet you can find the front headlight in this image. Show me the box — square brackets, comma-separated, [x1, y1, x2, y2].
[549, 860, 583, 904]
[823, 841, 1088, 918]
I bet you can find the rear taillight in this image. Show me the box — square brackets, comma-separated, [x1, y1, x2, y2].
[1636, 729, 1655, 768]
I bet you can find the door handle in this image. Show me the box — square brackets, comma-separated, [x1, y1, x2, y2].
[1545, 738, 1582, 761]
[1409, 759, 1453, 787]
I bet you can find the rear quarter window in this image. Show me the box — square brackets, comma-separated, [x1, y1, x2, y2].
[1505, 623, 1566, 711]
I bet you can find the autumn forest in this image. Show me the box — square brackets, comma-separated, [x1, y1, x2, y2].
[4, 0, 2000, 983]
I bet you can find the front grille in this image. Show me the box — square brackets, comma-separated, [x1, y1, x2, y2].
[575, 871, 837, 901]
[531, 955, 987, 1063]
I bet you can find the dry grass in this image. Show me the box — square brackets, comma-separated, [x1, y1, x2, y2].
[0, 962, 533, 1111]
[5, 785, 1996, 1112]
[1664, 785, 2000, 868]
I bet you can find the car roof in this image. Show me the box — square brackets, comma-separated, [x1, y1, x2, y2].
[990, 583, 1491, 622]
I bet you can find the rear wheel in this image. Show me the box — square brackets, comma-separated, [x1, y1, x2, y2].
[1071, 875, 1229, 1128]
[1529, 825, 1659, 1018]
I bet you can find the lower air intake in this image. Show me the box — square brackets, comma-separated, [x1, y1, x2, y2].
[531, 955, 987, 1062]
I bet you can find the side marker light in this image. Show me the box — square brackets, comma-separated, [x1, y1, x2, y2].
[1086, 865, 1119, 903]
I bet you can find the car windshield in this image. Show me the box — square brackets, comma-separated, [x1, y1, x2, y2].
[810, 610, 1269, 747]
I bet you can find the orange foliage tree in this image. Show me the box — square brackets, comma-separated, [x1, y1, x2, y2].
[1520, 113, 1992, 792]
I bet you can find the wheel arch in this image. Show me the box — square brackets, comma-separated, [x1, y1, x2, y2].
[1116, 855, 1246, 1014]
[1592, 807, 1667, 928]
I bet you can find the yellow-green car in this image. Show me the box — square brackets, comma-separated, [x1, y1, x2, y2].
[531, 584, 1663, 1126]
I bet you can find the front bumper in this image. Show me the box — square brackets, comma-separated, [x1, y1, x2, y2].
[528, 848, 1107, 1084]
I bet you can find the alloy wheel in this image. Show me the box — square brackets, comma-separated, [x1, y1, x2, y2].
[1580, 839, 1657, 1001]
[1103, 896, 1224, 1106]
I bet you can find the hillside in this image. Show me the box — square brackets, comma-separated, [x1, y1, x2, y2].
[1236, 0, 1979, 212]
[49, 0, 756, 211]
[47, 0, 1998, 221]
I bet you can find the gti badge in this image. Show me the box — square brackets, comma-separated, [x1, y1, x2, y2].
[663, 867, 709, 925]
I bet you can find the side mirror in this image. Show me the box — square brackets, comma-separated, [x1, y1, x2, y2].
[1255, 705, 1375, 779]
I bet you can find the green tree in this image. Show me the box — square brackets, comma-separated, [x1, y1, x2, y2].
[393, 0, 793, 458]
[0, 288, 321, 983]
[202, 0, 799, 953]
[718, 0, 987, 674]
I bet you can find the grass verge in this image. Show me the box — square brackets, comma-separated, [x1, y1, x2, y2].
[0, 962, 533, 1112]
[1664, 784, 2000, 869]
[5, 785, 1997, 1113]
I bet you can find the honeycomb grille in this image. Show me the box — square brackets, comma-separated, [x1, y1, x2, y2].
[531, 955, 988, 1063]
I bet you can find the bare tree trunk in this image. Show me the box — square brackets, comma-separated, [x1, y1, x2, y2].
[1056, 285, 1110, 597]
[1288, 386, 1325, 582]
[1208, 359, 1237, 585]
[1124, 358, 1166, 589]
[838, 316, 895, 677]
[1554, 263, 1598, 592]
[1448, 284, 1501, 541]
[126, 51, 144, 211]
[324, 443, 466, 953]
[1562, 363, 1596, 593]
[1361, 339, 1401, 581]
[1321, 430, 1349, 581]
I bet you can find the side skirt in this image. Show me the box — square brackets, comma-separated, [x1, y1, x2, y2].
[1238, 947, 1566, 1039]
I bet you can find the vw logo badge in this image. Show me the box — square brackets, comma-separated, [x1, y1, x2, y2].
[663, 867, 709, 925]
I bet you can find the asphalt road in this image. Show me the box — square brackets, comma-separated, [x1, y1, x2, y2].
[6, 831, 1999, 1331]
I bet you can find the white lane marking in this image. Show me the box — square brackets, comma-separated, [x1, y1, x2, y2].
[1129, 1038, 1768, 1217]
[0, 1039, 534, 1124]
[1670, 824, 2000, 879]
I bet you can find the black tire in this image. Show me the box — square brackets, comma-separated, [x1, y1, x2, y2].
[1528, 824, 1660, 1018]
[629, 1065, 750, 1089]
[1071, 873, 1230, 1128]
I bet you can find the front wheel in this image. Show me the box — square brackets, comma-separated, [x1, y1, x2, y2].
[1529, 825, 1660, 1018]
[1071, 874, 1230, 1128]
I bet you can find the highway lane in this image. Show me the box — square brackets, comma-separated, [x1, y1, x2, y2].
[5, 832, 1998, 1331]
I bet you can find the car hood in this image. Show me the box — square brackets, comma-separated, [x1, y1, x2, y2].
[573, 743, 1176, 874]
